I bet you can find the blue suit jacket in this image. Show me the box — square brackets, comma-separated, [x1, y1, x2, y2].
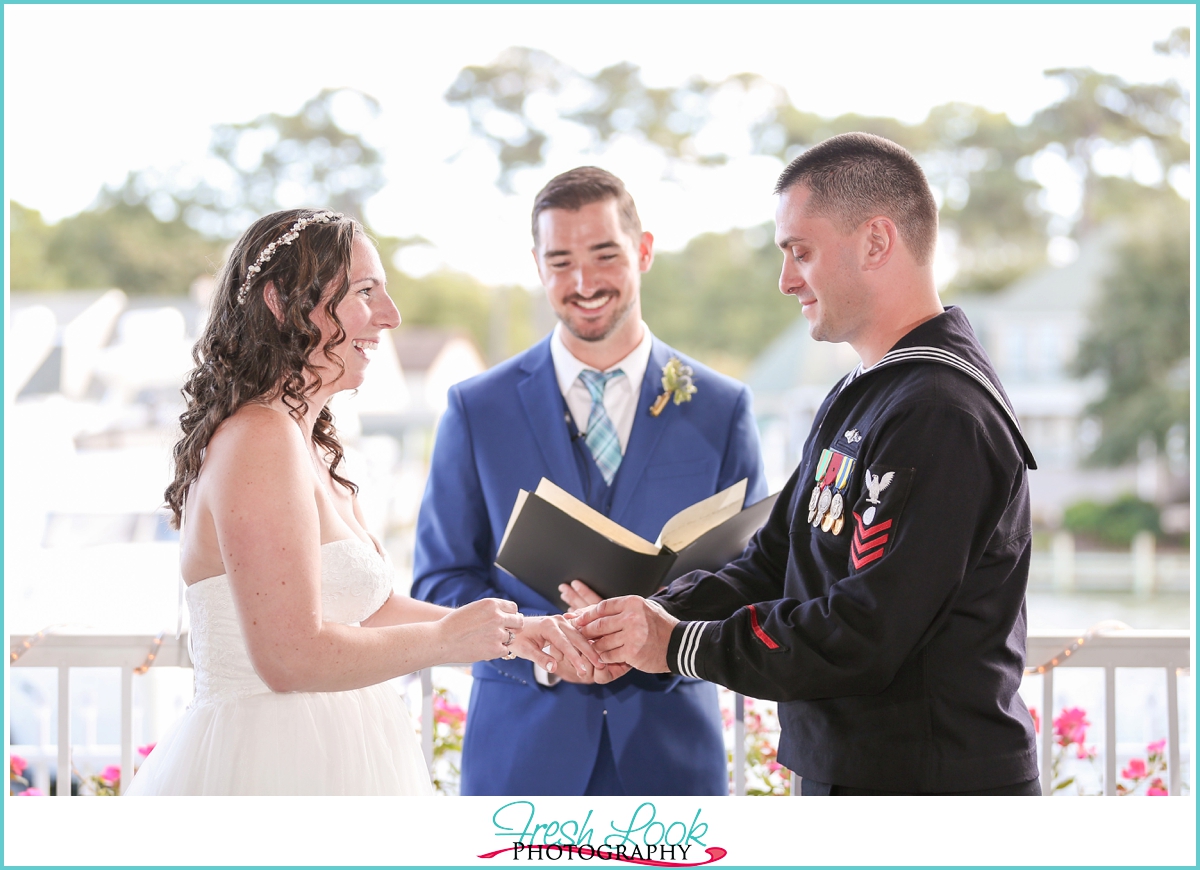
[412, 333, 767, 795]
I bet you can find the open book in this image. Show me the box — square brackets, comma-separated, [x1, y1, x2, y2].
[495, 478, 779, 611]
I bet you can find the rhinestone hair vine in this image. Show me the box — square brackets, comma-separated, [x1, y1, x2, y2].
[236, 211, 345, 305]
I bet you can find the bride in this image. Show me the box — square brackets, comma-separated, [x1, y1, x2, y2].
[128, 209, 597, 795]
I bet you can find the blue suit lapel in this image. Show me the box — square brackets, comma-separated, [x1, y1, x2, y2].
[608, 339, 672, 521]
[516, 338, 586, 500]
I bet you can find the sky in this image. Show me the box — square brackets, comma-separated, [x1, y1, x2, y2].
[4, 4, 1194, 288]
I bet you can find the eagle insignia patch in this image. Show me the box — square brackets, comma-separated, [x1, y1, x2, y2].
[849, 464, 912, 571]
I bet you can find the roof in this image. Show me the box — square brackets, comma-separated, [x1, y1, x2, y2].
[391, 326, 479, 372]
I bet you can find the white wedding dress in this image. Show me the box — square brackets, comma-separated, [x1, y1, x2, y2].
[127, 538, 433, 795]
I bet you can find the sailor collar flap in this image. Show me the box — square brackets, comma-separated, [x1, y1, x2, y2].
[843, 345, 1037, 470]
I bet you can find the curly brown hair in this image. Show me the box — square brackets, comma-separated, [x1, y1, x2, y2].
[165, 208, 364, 528]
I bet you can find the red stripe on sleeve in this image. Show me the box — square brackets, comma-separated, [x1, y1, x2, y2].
[748, 605, 780, 650]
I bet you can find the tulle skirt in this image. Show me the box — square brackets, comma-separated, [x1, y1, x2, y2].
[126, 683, 433, 795]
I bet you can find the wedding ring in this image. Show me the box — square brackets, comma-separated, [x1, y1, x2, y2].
[503, 649, 517, 660]
[503, 629, 514, 647]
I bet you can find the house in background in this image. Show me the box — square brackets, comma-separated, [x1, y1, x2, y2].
[745, 229, 1186, 529]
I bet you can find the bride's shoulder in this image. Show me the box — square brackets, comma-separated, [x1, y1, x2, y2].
[206, 404, 306, 467]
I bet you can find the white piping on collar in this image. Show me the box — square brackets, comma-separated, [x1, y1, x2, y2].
[867, 345, 1023, 433]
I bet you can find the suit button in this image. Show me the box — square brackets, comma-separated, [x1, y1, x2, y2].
[603, 710, 607, 715]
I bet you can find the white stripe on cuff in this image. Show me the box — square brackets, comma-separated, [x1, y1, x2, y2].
[676, 621, 713, 679]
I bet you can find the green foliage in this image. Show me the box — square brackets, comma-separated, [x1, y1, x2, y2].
[9, 203, 68, 290]
[112, 88, 386, 239]
[384, 259, 537, 364]
[640, 224, 797, 375]
[448, 37, 1188, 304]
[1029, 67, 1189, 235]
[10, 201, 224, 296]
[1071, 192, 1190, 465]
[1062, 495, 1161, 546]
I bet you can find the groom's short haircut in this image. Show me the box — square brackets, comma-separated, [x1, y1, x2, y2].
[775, 132, 939, 265]
[531, 166, 642, 245]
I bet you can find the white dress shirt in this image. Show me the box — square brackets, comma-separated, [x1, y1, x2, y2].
[537, 322, 654, 687]
[550, 321, 654, 453]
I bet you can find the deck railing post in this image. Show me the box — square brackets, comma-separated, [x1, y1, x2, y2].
[1166, 664, 1181, 796]
[56, 666, 71, 797]
[1040, 670, 1054, 795]
[420, 668, 434, 775]
[733, 694, 745, 796]
[1104, 665, 1117, 795]
[119, 667, 134, 795]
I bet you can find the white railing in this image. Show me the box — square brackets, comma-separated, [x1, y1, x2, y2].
[9, 631, 191, 796]
[9, 628, 1191, 796]
[1027, 628, 1191, 795]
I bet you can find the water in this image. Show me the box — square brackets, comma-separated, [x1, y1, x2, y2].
[1027, 590, 1192, 631]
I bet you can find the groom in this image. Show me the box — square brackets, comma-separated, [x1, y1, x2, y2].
[412, 166, 767, 795]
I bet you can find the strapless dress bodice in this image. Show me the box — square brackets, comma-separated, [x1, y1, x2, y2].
[186, 538, 393, 704]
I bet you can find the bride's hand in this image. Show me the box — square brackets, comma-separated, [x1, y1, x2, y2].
[437, 598, 524, 663]
[509, 614, 604, 679]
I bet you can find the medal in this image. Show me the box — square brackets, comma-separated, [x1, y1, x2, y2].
[832, 515, 845, 536]
[814, 485, 833, 527]
[807, 484, 822, 523]
[827, 492, 844, 535]
[808, 450, 834, 525]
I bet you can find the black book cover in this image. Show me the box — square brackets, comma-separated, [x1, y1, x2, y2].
[661, 490, 780, 584]
[495, 484, 778, 612]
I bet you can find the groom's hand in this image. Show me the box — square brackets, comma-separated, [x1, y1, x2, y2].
[513, 615, 604, 678]
[574, 596, 677, 674]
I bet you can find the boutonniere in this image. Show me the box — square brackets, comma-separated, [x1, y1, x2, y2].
[649, 356, 697, 417]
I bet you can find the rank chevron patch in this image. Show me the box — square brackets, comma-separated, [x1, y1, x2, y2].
[848, 463, 912, 571]
[851, 513, 892, 569]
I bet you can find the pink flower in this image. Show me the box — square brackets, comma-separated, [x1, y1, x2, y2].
[1147, 778, 1168, 796]
[9, 755, 27, 778]
[1148, 739, 1166, 757]
[1122, 759, 1147, 780]
[137, 743, 156, 758]
[432, 695, 465, 727]
[17, 787, 44, 796]
[99, 765, 121, 786]
[766, 761, 783, 773]
[1028, 706, 1040, 735]
[1053, 707, 1090, 747]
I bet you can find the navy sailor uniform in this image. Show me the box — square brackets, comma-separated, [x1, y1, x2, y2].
[656, 306, 1041, 793]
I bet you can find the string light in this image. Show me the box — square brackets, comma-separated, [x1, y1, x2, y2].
[9, 625, 64, 664]
[11, 625, 166, 674]
[133, 633, 165, 675]
[1025, 621, 1131, 676]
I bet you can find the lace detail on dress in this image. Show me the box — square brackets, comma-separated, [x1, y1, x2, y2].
[187, 538, 393, 705]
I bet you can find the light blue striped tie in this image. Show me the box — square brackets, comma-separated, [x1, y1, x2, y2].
[578, 369, 624, 485]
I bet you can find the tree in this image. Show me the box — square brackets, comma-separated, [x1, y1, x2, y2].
[1071, 191, 1190, 464]
[444, 50, 1049, 296]
[112, 88, 388, 240]
[446, 40, 1189, 299]
[640, 224, 794, 376]
[9, 200, 224, 296]
[1028, 67, 1189, 238]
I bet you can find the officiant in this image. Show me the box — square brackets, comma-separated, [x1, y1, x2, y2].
[412, 167, 767, 796]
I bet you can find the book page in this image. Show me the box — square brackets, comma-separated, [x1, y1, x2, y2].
[534, 478, 660, 556]
[498, 489, 530, 553]
[657, 478, 748, 552]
